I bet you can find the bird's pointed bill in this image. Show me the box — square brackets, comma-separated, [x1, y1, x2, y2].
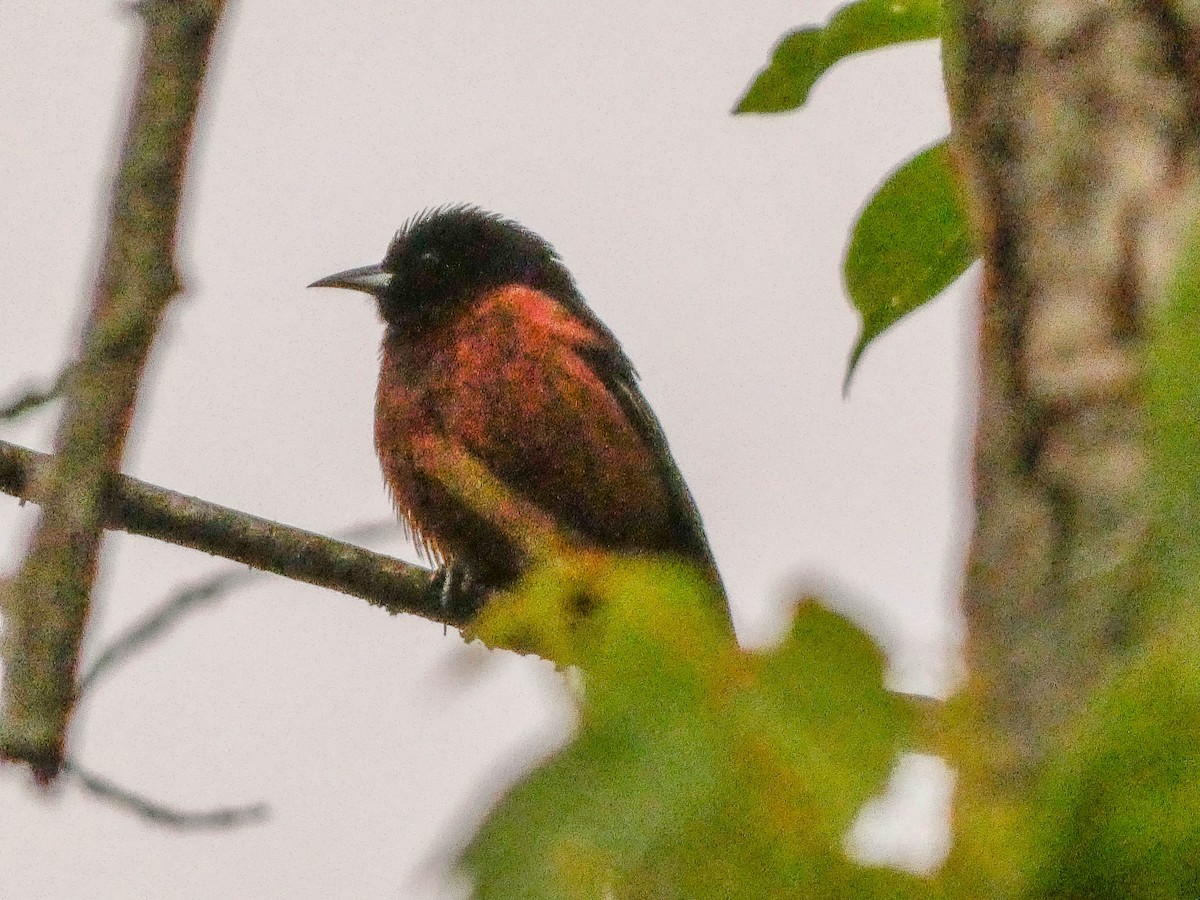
[308, 264, 393, 296]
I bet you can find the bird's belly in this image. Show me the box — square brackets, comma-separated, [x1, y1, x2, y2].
[374, 374, 524, 582]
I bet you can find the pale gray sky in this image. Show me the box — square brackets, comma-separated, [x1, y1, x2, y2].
[1, 2, 967, 896]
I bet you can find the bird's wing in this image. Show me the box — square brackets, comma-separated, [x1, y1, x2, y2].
[576, 342, 725, 592]
[431, 284, 730, 622]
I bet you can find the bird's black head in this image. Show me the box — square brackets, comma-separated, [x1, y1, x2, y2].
[309, 206, 581, 328]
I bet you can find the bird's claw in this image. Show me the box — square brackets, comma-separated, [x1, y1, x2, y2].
[427, 564, 484, 622]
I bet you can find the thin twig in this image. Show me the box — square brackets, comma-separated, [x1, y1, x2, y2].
[1, 0, 229, 778]
[0, 369, 68, 421]
[78, 572, 243, 696]
[77, 520, 399, 695]
[61, 758, 268, 831]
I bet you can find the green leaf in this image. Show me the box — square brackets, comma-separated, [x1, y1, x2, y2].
[733, 0, 942, 114]
[844, 140, 975, 383]
[1031, 635, 1200, 898]
[465, 559, 732, 900]
[1141, 209, 1200, 616]
[464, 558, 919, 897]
[748, 603, 911, 835]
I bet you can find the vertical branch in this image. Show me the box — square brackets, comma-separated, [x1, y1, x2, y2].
[1, 0, 228, 777]
[945, 0, 1200, 883]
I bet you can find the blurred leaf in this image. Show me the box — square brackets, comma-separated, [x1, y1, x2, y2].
[1141, 208, 1200, 615]
[640, 603, 921, 899]
[734, 0, 942, 114]
[1030, 635, 1200, 898]
[464, 557, 919, 898]
[844, 140, 974, 383]
[466, 558, 731, 900]
[748, 603, 911, 835]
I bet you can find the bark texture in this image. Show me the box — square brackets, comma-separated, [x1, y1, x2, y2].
[948, 0, 1200, 798]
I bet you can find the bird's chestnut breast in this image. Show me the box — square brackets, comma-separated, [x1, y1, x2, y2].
[373, 284, 675, 570]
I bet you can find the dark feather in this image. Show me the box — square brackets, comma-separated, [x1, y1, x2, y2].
[576, 344, 725, 591]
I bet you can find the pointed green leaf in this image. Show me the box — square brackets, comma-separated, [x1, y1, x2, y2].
[844, 140, 975, 382]
[734, 0, 942, 114]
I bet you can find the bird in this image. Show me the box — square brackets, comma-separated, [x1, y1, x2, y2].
[309, 205, 728, 624]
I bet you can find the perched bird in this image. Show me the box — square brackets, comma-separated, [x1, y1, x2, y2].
[310, 206, 727, 623]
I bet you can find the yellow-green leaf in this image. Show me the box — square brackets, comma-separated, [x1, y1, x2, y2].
[464, 558, 918, 897]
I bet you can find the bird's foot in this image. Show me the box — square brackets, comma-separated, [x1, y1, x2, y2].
[427, 563, 486, 623]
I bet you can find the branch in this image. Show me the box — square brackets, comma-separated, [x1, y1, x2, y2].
[78, 571, 244, 696]
[0, 369, 67, 421]
[949, 0, 1200, 779]
[61, 758, 268, 831]
[0, 439, 455, 625]
[944, 0, 1200, 883]
[58, 520, 397, 831]
[1, 0, 228, 778]
[76, 520, 400, 695]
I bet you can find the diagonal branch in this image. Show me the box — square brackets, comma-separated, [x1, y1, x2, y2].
[76, 520, 400, 695]
[0, 0, 229, 777]
[0, 369, 68, 421]
[0, 439, 455, 626]
[77, 571, 247, 697]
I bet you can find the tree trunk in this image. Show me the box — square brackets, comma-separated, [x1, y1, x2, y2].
[945, 0, 1200, 887]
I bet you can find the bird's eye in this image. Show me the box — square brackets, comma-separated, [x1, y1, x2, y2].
[419, 250, 442, 270]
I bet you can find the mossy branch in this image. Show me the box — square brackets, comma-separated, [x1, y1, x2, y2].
[0, 438, 453, 625]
